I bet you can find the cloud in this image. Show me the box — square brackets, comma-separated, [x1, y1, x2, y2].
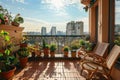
[40, 0, 81, 18]
[41, 0, 80, 9]
[11, 0, 27, 4]
[21, 17, 67, 32]
[16, 0, 24, 3]
[21, 16, 89, 33]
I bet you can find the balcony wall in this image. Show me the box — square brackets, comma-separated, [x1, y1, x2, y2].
[0, 25, 24, 47]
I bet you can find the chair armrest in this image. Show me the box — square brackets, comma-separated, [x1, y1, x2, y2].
[84, 52, 106, 63]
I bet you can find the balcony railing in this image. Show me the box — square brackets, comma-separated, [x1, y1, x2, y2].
[23, 35, 89, 57]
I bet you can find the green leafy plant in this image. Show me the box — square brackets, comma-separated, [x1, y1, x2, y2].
[0, 30, 10, 49]
[17, 47, 29, 58]
[50, 44, 57, 52]
[12, 13, 24, 26]
[42, 39, 49, 49]
[42, 39, 46, 49]
[0, 5, 12, 25]
[114, 37, 120, 46]
[79, 39, 85, 47]
[0, 30, 18, 72]
[63, 46, 69, 52]
[84, 41, 93, 51]
[0, 49, 18, 72]
[70, 45, 79, 52]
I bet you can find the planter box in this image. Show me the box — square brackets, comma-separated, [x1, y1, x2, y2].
[0, 25, 24, 45]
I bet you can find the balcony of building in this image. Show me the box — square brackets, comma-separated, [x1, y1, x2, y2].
[0, 0, 120, 80]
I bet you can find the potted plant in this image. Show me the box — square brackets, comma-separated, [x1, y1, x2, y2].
[20, 37, 28, 48]
[81, 0, 91, 6]
[82, 0, 98, 12]
[84, 41, 93, 52]
[0, 30, 18, 80]
[78, 39, 86, 56]
[42, 39, 50, 57]
[0, 5, 12, 25]
[0, 49, 18, 80]
[63, 46, 69, 57]
[17, 47, 29, 68]
[50, 44, 57, 57]
[12, 13, 24, 27]
[71, 45, 79, 58]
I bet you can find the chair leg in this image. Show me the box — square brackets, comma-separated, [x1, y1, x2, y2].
[80, 69, 83, 76]
[87, 68, 98, 80]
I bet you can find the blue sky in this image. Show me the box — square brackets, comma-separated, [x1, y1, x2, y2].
[0, 0, 89, 32]
[0, 0, 120, 32]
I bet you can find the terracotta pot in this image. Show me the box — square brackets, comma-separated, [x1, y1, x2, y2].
[50, 51, 55, 57]
[43, 48, 49, 57]
[71, 51, 76, 58]
[64, 51, 68, 57]
[0, 50, 4, 53]
[36, 50, 41, 57]
[19, 57, 28, 68]
[81, 0, 90, 6]
[20, 43, 27, 48]
[0, 66, 16, 80]
[12, 22, 20, 27]
[32, 52, 35, 58]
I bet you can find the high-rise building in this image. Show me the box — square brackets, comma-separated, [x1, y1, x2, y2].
[57, 31, 65, 35]
[66, 21, 75, 35]
[41, 27, 46, 35]
[75, 21, 83, 35]
[66, 21, 84, 35]
[51, 26, 56, 35]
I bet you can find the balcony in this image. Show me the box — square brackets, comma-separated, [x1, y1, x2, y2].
[0, 0, 120, 80]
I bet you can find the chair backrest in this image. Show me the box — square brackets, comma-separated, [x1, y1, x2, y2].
[106, 45, 120, 70]
[93, 42, 109, 56]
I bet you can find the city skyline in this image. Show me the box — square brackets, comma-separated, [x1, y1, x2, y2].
[0, 0, 119, 33]
[0, 0, 89, 32]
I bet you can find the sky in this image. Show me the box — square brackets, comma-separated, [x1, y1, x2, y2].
[0, 0, 89, 32]
[115, 0, 120, 25]
[0, 0, 120, 33]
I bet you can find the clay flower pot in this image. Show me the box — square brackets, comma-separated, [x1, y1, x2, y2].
[43, 48, 49, 57]
[19, 57, 28, 68]
[71, 51, 76, 58]
[0, 66, 16, 80]
[64, 51, 68, 57]
[81, 0, 90, 6]
[50, 51, 55, 57]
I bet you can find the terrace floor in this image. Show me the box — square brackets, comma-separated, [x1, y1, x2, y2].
[12, 57, 109, 80]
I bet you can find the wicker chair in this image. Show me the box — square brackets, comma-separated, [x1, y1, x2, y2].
[79, 42, 109, 62]
[81, 45, 120, 80]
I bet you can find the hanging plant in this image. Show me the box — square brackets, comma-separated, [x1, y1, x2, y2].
[83, 0, 97, 12]
[83, 6, 89, 12]
[12, 13, 24, 27]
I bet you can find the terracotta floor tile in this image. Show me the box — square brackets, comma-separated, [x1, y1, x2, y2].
[12, 59, 108, 80]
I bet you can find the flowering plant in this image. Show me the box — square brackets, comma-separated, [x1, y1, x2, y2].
[0, 5, 24, 26]
[0, 5, 12, 25]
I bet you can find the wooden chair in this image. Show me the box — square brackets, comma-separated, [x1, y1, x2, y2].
[81, 45, 120, 80]
[79, 42, 109, 62]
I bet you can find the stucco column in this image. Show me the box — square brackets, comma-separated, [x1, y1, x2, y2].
[89, 7, 96, 42]
[98, 0, 109, 42]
